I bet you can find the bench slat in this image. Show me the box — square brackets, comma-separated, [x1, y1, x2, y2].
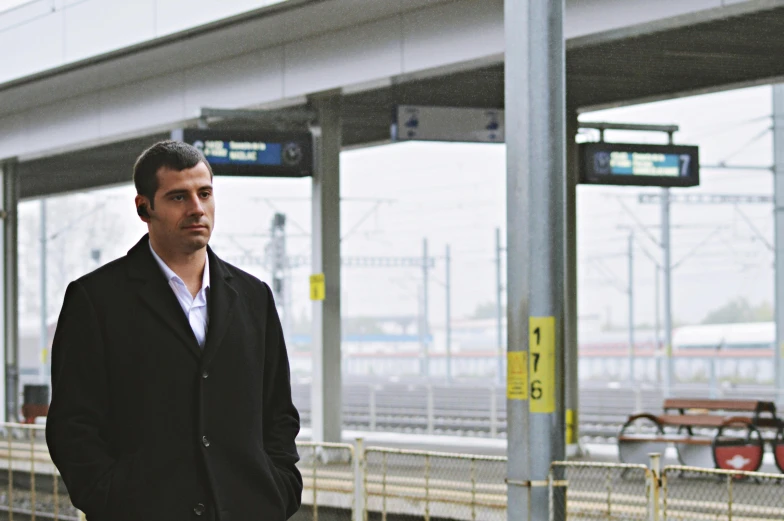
[657, 414, 749, 428]
[663, 398, 775, 414]
[618, 434, 712, 446]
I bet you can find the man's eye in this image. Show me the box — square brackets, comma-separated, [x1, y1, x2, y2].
[173, 195, 184, 201]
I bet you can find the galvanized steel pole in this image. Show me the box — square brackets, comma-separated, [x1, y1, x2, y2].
[310, 96, 343, 443]
[506, 1, 566, 520]
[40, 199, 48, 385]
[564, 110, 580, 454]
[1, 160, 19, 423]
[773, 85, 784, 397]
[504, 0, 531, 515]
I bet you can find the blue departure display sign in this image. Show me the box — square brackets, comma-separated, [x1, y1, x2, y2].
[579, 142, 699, 187]
[172, 129, 313, 177]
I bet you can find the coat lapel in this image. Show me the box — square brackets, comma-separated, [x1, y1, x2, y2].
[202, 247, 238, 369]
[127, 235, 202, 361]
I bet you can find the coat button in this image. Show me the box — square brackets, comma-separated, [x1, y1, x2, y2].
[202, 370, 209, 379]
[193, 503, 205, 516]
[202, 436, 210, 447]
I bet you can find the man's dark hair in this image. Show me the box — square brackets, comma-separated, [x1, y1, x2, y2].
[133, 140, 213, 209]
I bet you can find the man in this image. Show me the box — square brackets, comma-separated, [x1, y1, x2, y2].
[46, 141, 302, 521]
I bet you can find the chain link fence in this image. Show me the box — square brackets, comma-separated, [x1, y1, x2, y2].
[363, 446, 506, 521]
[548, 461, 655, 521]
[0, 422, 81, 521]
[662, 465, 784, 521]
[295, 441, 356, 521]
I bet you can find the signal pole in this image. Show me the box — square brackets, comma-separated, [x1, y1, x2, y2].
[268, 213, 289, 339]
[445, 244, 452, 383]
[628, 231, 635, 383]
[496, 227, 504, 385]
[422, 238, 430, 377]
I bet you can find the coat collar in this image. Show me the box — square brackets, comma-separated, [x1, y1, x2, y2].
[127, 234, 237, 366]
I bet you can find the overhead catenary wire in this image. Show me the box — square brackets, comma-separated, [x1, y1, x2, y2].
[714, 125, 772, 165]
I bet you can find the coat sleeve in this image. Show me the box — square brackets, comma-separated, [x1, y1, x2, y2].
[261, 282, 303, 518]
[46, 281, 139, 520]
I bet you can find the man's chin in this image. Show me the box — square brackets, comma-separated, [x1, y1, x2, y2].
[185, 236, 210, 251]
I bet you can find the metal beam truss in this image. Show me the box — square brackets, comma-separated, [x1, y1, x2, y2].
[638, 193, 772, 205]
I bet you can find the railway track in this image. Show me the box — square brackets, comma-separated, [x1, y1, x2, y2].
[292, 381, 784, 442]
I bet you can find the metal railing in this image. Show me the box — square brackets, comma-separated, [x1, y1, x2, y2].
[0, 422, 81, 521]
[662, 465, 784, 520]
[549, 460, 656, 521]
[295, 440, 356, 521]
[5, 423, 784, 521]
[362, 445, 506, 521]
[549, 457, 784, 521]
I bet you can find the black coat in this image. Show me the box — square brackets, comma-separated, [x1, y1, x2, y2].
[46, 235, 302, 521]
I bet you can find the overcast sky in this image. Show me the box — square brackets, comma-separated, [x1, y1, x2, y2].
[17, 84, 776, 336]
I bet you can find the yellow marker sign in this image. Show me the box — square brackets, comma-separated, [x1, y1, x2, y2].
[41, 349, 48, 364]
[565, 409, 575, 445]
[529, 316, 555, 414]
[506, 352, 528, 400]
[309, 273, 325, 301]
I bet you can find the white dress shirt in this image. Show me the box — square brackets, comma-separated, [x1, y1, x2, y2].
[149, 243, 210, 349]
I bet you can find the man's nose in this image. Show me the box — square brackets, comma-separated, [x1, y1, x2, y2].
[187, 195, 205, 215]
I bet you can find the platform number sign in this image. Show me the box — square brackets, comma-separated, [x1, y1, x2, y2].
[309, 273, 325, 301]
[529, 317, 555, 413]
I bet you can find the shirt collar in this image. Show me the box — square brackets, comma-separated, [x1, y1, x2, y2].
[149, 241, 210, 292]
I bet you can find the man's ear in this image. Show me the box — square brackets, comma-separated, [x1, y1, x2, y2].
[135, 195, 151, 222]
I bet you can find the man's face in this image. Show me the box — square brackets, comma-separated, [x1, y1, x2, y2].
[143, 161, 215, 254]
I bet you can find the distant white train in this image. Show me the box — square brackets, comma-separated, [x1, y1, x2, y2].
[672, 321, 774, 351]
[578, 321, 775, 384]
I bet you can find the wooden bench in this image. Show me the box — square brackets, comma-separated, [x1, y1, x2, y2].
[618, 398, 779, 472]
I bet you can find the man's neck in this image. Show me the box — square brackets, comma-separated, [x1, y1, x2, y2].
[149, 237, 207, 285]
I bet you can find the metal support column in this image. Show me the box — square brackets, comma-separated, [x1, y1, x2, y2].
[564, 109, 579, 454]
[311, 96, 342, 443]
[773, 85, 784, 396]
[0, 161, 18, 423]
[527, 0, 567, 512]
[504, 0, 531, 515]
[506, 1, 566, 520]
[40, 199, 48, 385]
